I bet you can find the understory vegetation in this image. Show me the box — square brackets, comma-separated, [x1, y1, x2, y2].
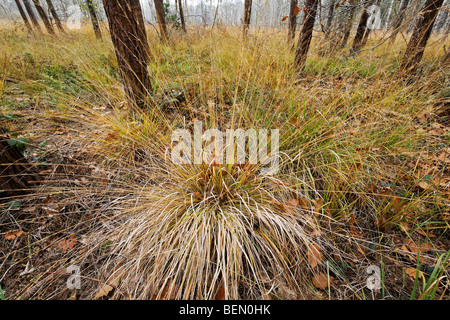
[0, 24, 449, 300]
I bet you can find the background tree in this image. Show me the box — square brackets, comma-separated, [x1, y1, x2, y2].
[45, 0, 64, 33]
[325, 0, 336, 34]
[390, 0, 410, 43]
[350, 0, 376, 55]
[243, 0, 252, 38]
[401, 0, 445, 71]
[31, 0, 55, 34]
[340, 3, 358, 48]
[22, 0, 42, 33]
[154, 0, 168, 40]
[86, 0, 102, 39]
[178, 0, 186, 32]
[102, 0, 152, 108]
[288, 0, 298, 45]
[294, 0, 320, 72]
[14, 0, 33, 33]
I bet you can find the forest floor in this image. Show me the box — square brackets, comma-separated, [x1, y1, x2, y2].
[0, 25, 449, 300]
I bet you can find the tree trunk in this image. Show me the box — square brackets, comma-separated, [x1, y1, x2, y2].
[86, 0, 102, 39]
[288, 0, 298, 45]
[390, 0, 410, 43]
[340, 4, 357, 48]
[242, 0, 252, 39]
[45, 0, 64, 33]
[401, 0, 444, 71]
[14, 0, 33, 33]
[22, 0, 42, 33]
[325, 0, 335, 34]
[178, 0, 186, 32]
[294, 0, 320, 73]
[154, 0, 168, 41]
[350, 1, 374, 55]
[0, 130, 37, 198]
[102, 0, 152, 109]
[31, 0, 55, 34]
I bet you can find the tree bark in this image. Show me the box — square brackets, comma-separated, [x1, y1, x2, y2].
[350, 1, 374, 55]
[325, 0, 335, 34]
[86, 0, 102, 39]
[178, 0, 186, 32]
[340, 4, 357, 48]
[390, 0, 410, 43]
[288, 0, 298, 45]
[401, 0, 445, 71]
[294, 0, 320, 73]
[0, 129, 37, 198]
[22, 0, 42, 33]
[45, 0, 64, 33]
[242, 0, 252, 39]
[154, 0, 168, 41]
[102, 0, 152, 109]
[14, 0, 33, 33]
[31, 0, 55, 34]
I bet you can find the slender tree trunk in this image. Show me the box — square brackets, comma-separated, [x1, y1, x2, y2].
[350, 1, 374, 55]
[0, 129, 37, 198]
[339, 4, 357, 48]
[178, 0, 186, 32]
[154, 0, 168, 41]
[288, 0, 298, 45]
[294, 0, 320, 73]
[14, 0, 33, 33]
[102, 0, 152, 109]
[325, 0, 335, 34]
[390, 0, 410, 43]
[31, 0, 55, 34]
[401, 0, 445, 71]
[45, 0, 64, 33]
[86, 0, 102, 39]
[22, 0, 42, 33]
[242, 0, 252, 39]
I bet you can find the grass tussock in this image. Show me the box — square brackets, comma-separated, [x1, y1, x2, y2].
[0, 24, 449, 300]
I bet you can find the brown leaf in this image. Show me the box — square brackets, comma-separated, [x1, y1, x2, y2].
[405, 267, 423, 280]
[416, 228, 436, 238]
[215, 286, 225, 300]
[5, 230, 26, 240]
[313, 198, 323, 215]
[151, 280, 178, 300]
[418, 181, 430, 190]
[405, 238, 433, 254]
[94, 273, 121, 299]
[307, 243, 323, 268]
[311, 272, 334, 290]
[281, 16, 288, 22]
[294, 6, 300, 15]
[58, 234, 77, 253]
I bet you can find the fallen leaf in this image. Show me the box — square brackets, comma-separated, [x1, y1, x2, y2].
[312, 272, 334, 290]
[152, 280, 179, 300]
[94, 273, 121, 299]
[58, 234, 77, 253]
[405, 267, 423, 280]
[307, 243, 323, 268]
[215, 286, 225, 300]
[405, 238, 433, 254]
[5, 230, 26, 240]
[418, 181, 430, 190]
[416, 228, 436, 238]
[313, 198, 323, 214]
